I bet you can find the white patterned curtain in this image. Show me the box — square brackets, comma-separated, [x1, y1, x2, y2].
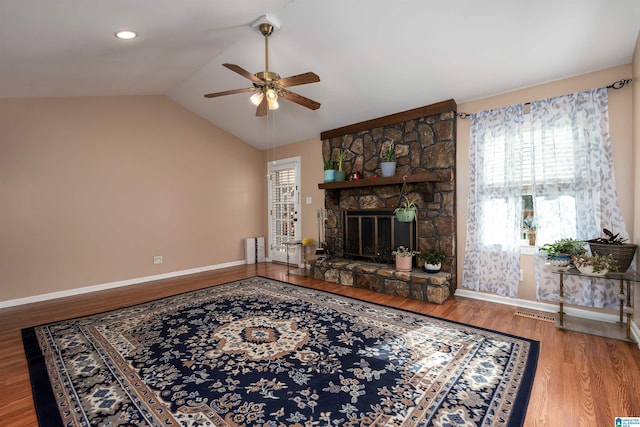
[462, 105, 525, 297]
[533, 88, 629, 308]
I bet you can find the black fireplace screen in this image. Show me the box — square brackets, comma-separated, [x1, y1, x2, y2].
[343, 209, 417, 262]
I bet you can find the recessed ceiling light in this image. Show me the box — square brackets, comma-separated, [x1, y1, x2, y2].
[115, 30, 137, 40]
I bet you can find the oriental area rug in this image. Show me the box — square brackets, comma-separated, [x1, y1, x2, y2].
[22, 277, 539, 426]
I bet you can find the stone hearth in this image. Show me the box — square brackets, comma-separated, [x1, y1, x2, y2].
[311, 258, 451, 304]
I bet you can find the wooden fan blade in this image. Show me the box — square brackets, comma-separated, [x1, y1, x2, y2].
[281, 90, 321, 110]
[204, 87, 254, 98]
[222, 63, 263, 84]
[256, 96, 268, 116]
[276, 72, 320, 88]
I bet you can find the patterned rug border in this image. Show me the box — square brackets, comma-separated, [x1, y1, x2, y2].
[22, 275, 540, 427]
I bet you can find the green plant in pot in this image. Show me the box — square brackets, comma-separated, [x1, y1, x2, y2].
[420, 249, 446, 273]
[522, 215, 536, 246]
[540, 238, 587, 269]
[391, 246, 419, 272]
[393, 195, 418, 222]
[334, 149, 347, 182]
[572, 253, 618, 277]
[586, 228, 637, 272]
[380, 140, 396, 177]
[323, 154, 335, 182]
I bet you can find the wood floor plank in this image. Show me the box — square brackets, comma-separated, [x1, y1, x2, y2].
[1, 262, 639, 426]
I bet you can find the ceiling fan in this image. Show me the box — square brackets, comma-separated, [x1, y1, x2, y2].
[204, 15, 321, 116]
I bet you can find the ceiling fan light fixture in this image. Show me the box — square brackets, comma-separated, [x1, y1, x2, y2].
[250, 92, 264, 106]
[265, 88, 279, 110]
[266, 88, 278, 101]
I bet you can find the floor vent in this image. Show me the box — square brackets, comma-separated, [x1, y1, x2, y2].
[514, 310, 556, 323]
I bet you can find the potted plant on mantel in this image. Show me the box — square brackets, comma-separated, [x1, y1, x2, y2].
[420, 249, 447, 273]
[323, 155, 335, 182]
[587, 228, 637, 272]
[393, 195, 418, 222]
[392, 246, 419, 272]
[380, 140, 396, 177]
[334, 149, 346, 182]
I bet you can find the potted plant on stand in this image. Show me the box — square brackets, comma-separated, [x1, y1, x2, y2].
[540, 238, 587, 269]
[391, 246, 419, 272]
[380, 140, 396, 177]
[334, 149, 346, 182]
[420, 249, 447, 273]
[393, 195, 418, 222]
[586, 228, 637, 272]
[572, 253, 618, 277]
[323, 155, 335, 182]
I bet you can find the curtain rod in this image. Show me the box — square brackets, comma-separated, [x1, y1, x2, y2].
[456, 78, 632, 119]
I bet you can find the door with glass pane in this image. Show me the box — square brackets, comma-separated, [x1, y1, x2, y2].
[268, 157, 301, 264]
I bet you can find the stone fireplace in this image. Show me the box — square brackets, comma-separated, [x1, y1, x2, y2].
[312, 100, 457, 303]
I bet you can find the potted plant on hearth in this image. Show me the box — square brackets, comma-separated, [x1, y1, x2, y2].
[586, 228, 637, 272]
[392, 246, 419, 272]
[419, 249, 447, 273]
[323, 154, 335, 182]
[393, 195, 418, 222]
[334, 149, 347, 182]
[380, 140, 396, 177]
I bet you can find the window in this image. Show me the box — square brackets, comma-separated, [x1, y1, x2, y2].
[464, 87, 628, 305]
[479, 115, 579, 248]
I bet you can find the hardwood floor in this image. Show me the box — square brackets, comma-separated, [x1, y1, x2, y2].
[1, 262, 639, 426]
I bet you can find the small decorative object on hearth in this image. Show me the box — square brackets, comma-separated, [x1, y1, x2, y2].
[419, 249, 447, 273]
[572, 253, 618, 277]
[392, 246, 419, 272]
[380, 139, 396, 177]
[393, 195, 418, 222]
[586, 228, 637, 272]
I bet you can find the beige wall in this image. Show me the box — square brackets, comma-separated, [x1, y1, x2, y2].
[260, 137, 325, 258]
[456, 64, 635, 300]
[1, 96, 264, 302]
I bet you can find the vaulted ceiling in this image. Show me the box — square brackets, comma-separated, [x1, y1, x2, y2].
[2, 0, 639, 149]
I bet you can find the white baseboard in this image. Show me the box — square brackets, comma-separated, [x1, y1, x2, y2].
[0, 260, 246, 309]
[455, 288, 640, 347]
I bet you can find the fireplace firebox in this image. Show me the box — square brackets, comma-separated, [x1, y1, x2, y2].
[343, 209, 417, 263]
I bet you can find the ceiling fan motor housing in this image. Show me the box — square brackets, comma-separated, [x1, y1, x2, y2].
[251, 14, 280, 35]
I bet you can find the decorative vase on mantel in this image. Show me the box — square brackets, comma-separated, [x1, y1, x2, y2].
[324, 169, 336, 182]
[334, 170, 347, 182]
[381, 161, 396, 177]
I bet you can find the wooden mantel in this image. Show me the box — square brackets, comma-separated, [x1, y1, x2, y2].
[318, 171, 453, 190]
[320, 99, 457, 140]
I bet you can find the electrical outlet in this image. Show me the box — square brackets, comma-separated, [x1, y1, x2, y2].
[519, 269, 524, 281]
[153, 256, 163, 264]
